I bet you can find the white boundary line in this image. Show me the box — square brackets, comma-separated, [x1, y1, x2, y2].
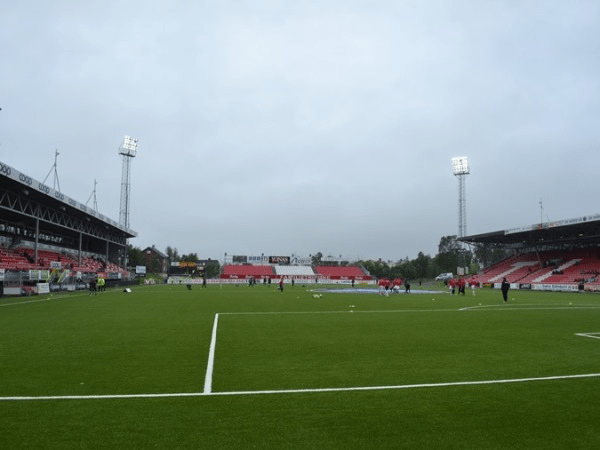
[221, 309, 462, 316]
[2, 373, 599, 401]
[203, 313, 219, 394]
[0, 291, 110, 307]
[0, 298, 51, 307]
[460, 304, 600, 311]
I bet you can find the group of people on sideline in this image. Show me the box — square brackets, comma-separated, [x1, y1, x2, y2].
[377, 277, 411, 295]
[446, 276, 478, 295]
[446, 275, 511, 301]
[88, 276, 106, 295]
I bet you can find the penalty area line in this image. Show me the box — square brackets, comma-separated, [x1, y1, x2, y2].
[2, 373, 600, 402]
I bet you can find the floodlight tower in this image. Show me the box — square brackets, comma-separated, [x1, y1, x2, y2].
[118, 135, 139, 228]
[452, 156, 469, 273]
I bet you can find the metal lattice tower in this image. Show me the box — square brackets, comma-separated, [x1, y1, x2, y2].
[457, 172, 467, 238]
[43, 149, 62, 192]
[452, 157, 469, 240]
[118, 136, 139, 228]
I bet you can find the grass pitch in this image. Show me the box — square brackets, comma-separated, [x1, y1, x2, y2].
[1, 283, 600, 448]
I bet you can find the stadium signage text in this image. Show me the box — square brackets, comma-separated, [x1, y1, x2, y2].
[248, 256, 263, 263]
[19, 173, 32, 185]
[269, 256, 290, 264]
[291, 256, 312, 265]
[38, 182, 50, 194]
[0, 163, 11, 175]
[506, 213, 600, 235]
[178, 261, 197, 267]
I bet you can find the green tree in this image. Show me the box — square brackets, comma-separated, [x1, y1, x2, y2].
[433, 235, 473, 275]
[397, 260, 418, 280]
[473, 243, 511, 269]
[434, 235, 460, 274]
[165, 246, 180, 262]
[127, 245, 145, 267]
[311, 252, 323, 266]
[204, 262, 221, 278]
[149, 254, 160, 273]
[357, 260, 389, 279]
[181, 253, 199, 263]
[413, 252, 431, 279]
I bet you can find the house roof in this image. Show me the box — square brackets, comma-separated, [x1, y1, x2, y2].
[143, 246, 168, 258]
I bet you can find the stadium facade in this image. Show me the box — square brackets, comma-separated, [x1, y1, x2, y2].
[460, 215, 600, 292]
[0, 160, 135, 295]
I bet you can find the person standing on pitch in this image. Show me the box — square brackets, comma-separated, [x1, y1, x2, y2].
[501, 277, 510, 302]
[448, 277, 457, 295]
[97, 276, 105, 292]
[89, 277, 97, 296]
[469, 277, 477, 296]
[457, 276, 466, 295]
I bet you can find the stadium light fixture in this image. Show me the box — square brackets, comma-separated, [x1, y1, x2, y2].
[452, 156, 469, 175]
[119, 135, 139, 157]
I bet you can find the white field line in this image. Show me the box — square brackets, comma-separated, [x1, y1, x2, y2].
[0, 291, 111, 307]
[0, 298, 52, 307]
[575, 332, 600, 340]
[460, 304, 600, 311]
[203, 313, 219, 394]
[222, 306, 600, 315]
[2, 373, 600, 402]
[221, 309, 462, 316]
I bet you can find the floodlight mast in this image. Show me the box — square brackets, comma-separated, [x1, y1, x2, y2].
[43, 149, 62, 192]
[452, 157, 469, 274]
[118, 136, 138, 229]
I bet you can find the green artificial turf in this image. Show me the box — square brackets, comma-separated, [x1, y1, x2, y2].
[1, 284, 600, 448]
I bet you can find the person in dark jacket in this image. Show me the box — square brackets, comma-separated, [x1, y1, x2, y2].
[501, 277, 510, 302]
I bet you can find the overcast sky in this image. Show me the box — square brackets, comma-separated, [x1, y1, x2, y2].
[1, 1, 599, 262]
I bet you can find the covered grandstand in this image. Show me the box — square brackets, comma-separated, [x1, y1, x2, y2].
[0, 161, 135, 295]
[219, 263, 373, 284]
[460, 214, 600, 291]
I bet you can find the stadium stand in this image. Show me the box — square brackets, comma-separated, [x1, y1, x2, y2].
[314, 265, 372, 280]
[0, 247, 33, 270]
[473, 248, 600, 289]
[0, 246, 129, 277]
[461, 213, 600, 291]
[219, 264, 373, 283]
[1, 160, 134, 295]
[274, 266, 315, 277]
[220, 264, 275, 279]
